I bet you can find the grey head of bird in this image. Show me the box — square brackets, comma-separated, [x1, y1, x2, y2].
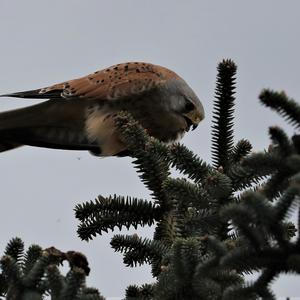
[162, 76, 205, 132]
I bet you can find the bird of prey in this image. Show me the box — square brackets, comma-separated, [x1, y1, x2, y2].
[0, 62, 204, 156]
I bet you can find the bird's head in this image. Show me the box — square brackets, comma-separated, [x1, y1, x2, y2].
[165, 77, 205, 131]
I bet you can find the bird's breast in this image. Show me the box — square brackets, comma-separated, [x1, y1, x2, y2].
[84, 105, 125, 156]
[84, 102, 187, 155]
[85, 105, 113, 141]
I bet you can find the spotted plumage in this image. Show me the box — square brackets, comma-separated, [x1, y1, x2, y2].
[0, 62, 204, 156]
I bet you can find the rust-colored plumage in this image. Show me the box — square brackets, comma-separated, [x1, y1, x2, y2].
[0, 62, 204, 156]
[42, 62, 178, 100]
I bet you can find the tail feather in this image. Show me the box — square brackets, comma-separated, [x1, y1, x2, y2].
[0, 142, 22, 153]
[0, 99, 98, 153]
[0, 103, 47, 153]
[0, 101, 53, 130]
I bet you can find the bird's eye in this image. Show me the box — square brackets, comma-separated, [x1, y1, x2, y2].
[184, 101, 195, 112]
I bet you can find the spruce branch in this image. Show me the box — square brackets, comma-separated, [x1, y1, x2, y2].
[125, 284, 154, 300]
[212, 59, 237, 170]
[0, 238, 104, 300]
[22, 253, 50, 290]
[269, 126, 292, 156]
[4, 237, 24, 266]
[1, 255, 22, 290]
[78, 287, 105, 300]
[162, 178, 219, 237]
[75, 195, 159, 222]
[169, 143, 211, 182]
[241, 151, 282, 174]
[226, 162, 267, 191]
[275, 183, 300, 222]
[110, 234, 168, 271]
[237, 151, 285, 197]
[184, 208, 219, 236]
[60, 267, 85, 300]
[224, 268, 278, 300]
[155, 238, 203, 300]
[153, 213, 178, 246]
[76, 195, 159, 241]
[46, 265, 64, 300]
[162, 178, 210, 209]
[259, 89, 300, 130]
[0, 273, 7, 297]
[229, 139, 252, 163]
[259, 154, 299, 201]
[22, 245, 43, 277]
[114, 111, 170, 207]
[204, 171, 232, 200]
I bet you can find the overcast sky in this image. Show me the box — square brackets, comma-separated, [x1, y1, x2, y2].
[0, 1, 299, 299]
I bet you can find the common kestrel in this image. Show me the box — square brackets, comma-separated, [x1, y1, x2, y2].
[0, 62, 204, 156]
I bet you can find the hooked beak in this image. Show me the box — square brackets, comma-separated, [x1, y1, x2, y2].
[192, 123, 198, 131]
[183, 110, 203, 131]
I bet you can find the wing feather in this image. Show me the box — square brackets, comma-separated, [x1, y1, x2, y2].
[0, 62, 174, 101]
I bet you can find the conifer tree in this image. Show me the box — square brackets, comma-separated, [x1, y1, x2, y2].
[0, 237, 104, 299]
[76, 59, 300, 299]
[1, 60, 299, 299]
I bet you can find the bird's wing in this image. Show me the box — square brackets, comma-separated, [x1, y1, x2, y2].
[0, 62, 178, 156]
[0, 62, 173, 101]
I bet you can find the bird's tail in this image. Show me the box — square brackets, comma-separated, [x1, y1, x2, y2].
[0, 105, 43, 153]
[0, 100, 95, 153]
[0, 141, 22, 152]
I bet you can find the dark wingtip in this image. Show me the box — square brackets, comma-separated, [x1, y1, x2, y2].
[0, 89, 40, 98]
[0, 89, 55, 99]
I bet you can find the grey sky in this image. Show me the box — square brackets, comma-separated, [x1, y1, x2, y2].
[0, 1, 299, 298]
